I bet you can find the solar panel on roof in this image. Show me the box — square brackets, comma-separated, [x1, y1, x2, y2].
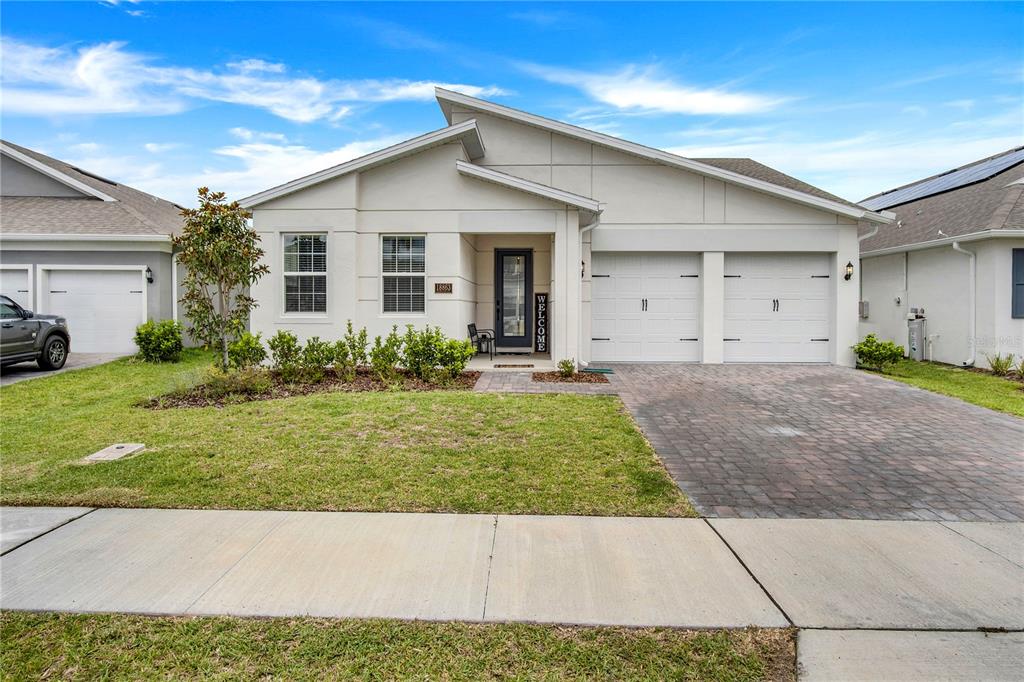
[861, 148, 1024, 210]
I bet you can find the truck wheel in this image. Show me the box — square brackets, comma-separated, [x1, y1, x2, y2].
[38, 336, 68, 370]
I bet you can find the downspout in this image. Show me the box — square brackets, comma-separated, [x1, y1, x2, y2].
[856, 221, 880, 301]
[578, 210, 602, 367]
[951, 241, 976, 367]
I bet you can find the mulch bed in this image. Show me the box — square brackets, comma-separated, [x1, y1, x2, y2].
[532, 371, 610, 384]
[141, 368, 482, 409]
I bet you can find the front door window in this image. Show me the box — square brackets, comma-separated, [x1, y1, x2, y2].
[495, 250, 532, 348]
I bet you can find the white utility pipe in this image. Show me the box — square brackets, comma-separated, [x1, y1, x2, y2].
[951, 241, 976, 367]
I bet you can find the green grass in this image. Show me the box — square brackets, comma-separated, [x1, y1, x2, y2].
[868, 359, 1024, 417]
[0, 350, 692, 516]
[0, 613, 794, 681]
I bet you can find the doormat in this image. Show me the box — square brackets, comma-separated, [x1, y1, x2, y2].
[494, 364, 534, 368]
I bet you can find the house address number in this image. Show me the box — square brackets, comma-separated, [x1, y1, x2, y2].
[434, 282, 453, 294]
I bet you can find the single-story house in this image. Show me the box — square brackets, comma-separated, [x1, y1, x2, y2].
[0, 140, 183, 353]
[240, 89, 891, 366]
[859, 147, 1024, 369]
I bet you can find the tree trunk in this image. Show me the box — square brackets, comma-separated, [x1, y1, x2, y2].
[218, 284, 229, 371]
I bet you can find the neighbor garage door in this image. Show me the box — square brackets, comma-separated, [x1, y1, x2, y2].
[724, 253, 832, 363]
[0, 267, 31, 309]
[42, 269, 146, 353]
[591, 252, 700, 362]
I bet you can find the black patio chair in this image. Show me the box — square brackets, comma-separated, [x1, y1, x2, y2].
[468, 323, 495, 360]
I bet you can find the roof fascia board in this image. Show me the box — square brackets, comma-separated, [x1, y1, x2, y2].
[436, 88, 892, 224]
[240, 120, 485, 208]
[455, 160, 602, 213]
[860, 229, 1024, 257]
[1, 143, 117, 202]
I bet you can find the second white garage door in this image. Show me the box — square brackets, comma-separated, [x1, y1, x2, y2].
[724, 253, 832, 363]
[591, 253, 700, 362]
[41, 268, 146, 353]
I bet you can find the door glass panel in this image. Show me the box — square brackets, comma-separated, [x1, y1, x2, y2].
[501, 254, 526, 336]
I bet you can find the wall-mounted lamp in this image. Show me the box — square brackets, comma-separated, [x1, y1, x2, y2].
[844, 261, 854, 281]
[145, 266, 154, 284]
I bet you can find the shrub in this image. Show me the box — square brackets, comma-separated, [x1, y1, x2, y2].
[300, 336, 334, 383]
[370, 326, 403, 384]
[434, 338, 475, 384]
[333, 340, 355, 382]
[228, 332, 266, 370]
[852, 334, 904, 373]
[558, 358, 576, 378]
[402, 325, 474, 384]
[343, 320, 369, 368]
[134, 319, 184, 363]
[1016, 356, 1024, 378]
[267, 330, 302, 382]
[202, 366, 273, 399]
[986, 353, 1015, 377]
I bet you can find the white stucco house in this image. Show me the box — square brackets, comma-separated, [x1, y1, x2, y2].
[859, 147, 1024, 369]
[240, 89, 891, 367]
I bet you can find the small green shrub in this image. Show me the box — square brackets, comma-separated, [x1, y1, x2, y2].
[852, 334, 905, 373]
[332, 340, 354, 382]
[267, 330, 302, 382]
[434, 338, 476, 384]
[228, 332, 266, 370]
[134, 319, 184, 363]
[300, 336, 334, 383]
[343, 320, 369, 368]
[986, 353, 1015, 377]
[558, 358, 576, 378]
[1015, 356, 1024, 378]
[402, 325, 473, 384]
[370, 326, 403, 384]
[201, 366, 273, 399]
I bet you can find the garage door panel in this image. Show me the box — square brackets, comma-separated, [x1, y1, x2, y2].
[724, 253, 832, 363]
[0, 269, 31, 308]
[44, 269, 145, 354]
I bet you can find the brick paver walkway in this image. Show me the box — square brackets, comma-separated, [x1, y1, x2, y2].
[477, 365, 1024, 521]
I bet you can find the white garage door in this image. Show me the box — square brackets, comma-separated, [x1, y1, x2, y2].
[724, 253, 832, 363]
[591, 253, 700, 362]
[42, 269, 146, 353]
[0, 267, 31, 308]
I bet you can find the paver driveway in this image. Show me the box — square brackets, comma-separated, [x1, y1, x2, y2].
[606, 364, 1024, 521]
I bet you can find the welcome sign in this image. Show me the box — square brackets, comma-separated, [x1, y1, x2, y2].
[534, 292, 549, 353]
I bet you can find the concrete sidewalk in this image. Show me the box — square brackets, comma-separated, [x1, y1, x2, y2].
[2, 507, 1023, 679]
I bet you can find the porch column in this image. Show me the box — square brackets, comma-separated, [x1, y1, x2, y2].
[552, 209, 580, 363]
[701, 251, 724, 363]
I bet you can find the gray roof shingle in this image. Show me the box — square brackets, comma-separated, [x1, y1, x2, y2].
[693, 157, 864, 210]
[0, 140, 184, 237]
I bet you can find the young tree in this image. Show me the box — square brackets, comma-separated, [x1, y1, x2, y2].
[174, 187, 269, 370]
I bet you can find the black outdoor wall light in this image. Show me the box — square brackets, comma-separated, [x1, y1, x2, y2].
[145, 266, 154, 283]
[844, 261, 854, 281]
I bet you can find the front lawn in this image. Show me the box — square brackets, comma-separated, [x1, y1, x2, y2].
[870, 359, 1024, 418]
[0, 613, 794, 681]
[0, 350, 692, 516]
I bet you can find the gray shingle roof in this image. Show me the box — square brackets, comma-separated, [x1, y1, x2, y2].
[0, 140, 183, 237]
[859, 149, 1024, 252]
[693, 158, 864, 210]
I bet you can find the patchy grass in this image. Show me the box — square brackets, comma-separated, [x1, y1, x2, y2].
[867, 359, 1024, 418]
[0, 613, 795, 681]
[0, 350, 692, 516]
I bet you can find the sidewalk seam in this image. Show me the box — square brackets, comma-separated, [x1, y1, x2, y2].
[181, 512, 292, 614]
[938, 521, 1024, 570]
[703, 518, 795, 627]
[480, 514, 499, 620]
[0, 507, 98, 557]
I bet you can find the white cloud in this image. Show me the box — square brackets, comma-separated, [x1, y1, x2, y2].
[143, 142, 180, 153]
[944, 99, 975, 112]
[522, 63, 784, 115]
[1, 38, 506, 122]
[901, 105, 927, 116]
[228, 127, 288, 143]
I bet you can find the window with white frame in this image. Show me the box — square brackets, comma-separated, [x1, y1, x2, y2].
[382, 235, 425, 314]
[283, 234, 327, 313]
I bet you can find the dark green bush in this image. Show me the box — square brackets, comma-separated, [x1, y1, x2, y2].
[300, 337, 334, 383]
[202, 366, 273, 398]
[267, 330, 302, 382]
[370, 326, 403, 384]
[228, 332, 266, 370]
[402, 325, 474, 383]
[557, 358, 576, 378]
[343, 320, 369, 368]
[986, 353, 1016, 376]
[853, 334, 904, 372]
[134, 319, 184, 363]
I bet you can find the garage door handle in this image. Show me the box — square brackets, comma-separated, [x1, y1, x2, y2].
[680, 338, 698, 341]
[724, 275, 741, 278]
[680, 274, 699, 278]
[50, 290, 67, 294]
[592, 274, 610, 278]
[811, 338, 830, 342]
[130, 290, 143, 294]
[591, 337, 611, 341]
[724, 338, 741, 341]
[811, 275, 830, 279]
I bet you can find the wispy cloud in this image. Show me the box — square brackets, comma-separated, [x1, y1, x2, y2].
[143, 142, 180, 153]
[521, 62, 785, 115]
[508, 9, 575, 28]
[1, 38, 506, 122]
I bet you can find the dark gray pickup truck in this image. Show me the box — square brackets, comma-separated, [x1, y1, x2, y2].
[0, 295, 70, 370]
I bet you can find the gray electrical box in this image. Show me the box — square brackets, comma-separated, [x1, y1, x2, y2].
[908, 318, 926, 361]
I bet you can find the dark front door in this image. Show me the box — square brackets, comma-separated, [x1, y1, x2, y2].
[495, 249, 533, 349]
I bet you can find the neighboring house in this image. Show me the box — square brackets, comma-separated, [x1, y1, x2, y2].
[0, 140, 183, 354]
[240, 89, 890, 366]
[859, 147, 1024, 369]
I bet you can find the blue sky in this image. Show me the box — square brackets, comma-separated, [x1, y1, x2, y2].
[2, 1, 1021, 206]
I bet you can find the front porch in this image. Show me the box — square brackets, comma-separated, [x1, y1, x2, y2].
[467, 352, 556, 372]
